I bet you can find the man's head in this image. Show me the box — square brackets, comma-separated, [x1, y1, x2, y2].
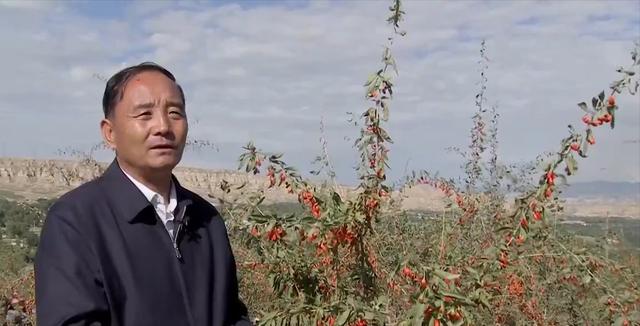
[100, 62, 188, 178]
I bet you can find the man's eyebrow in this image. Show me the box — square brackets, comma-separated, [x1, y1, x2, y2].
[132, 102, 155, 110]
[166, 100, 185, 109]
[131, 100, 184, 111]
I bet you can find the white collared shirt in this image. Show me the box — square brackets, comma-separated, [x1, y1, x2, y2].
[121, 167, 184, 240]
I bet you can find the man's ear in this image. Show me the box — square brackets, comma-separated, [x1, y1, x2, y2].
[100, 118, 116, 150]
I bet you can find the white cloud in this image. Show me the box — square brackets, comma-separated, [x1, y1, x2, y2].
[0, 0, 638, 185]
[0, 0, 54, 10]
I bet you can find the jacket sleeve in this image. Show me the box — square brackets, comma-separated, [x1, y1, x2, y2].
[34, 203, 110, 326]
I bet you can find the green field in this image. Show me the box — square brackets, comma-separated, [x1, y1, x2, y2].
[559, 216, 640, 249]
[257, 202, 640, 250]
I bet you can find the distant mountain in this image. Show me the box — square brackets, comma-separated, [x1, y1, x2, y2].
[561, 181, 640, 199]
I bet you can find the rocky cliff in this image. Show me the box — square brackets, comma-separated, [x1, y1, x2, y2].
[0, 158, 637, 218]
[0, 157, 294, 204]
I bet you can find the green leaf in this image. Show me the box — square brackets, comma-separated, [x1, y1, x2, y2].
[336, 309, 351, 326]
[610, 109, 616, 129]
[364, 73, 377, 87]
[434, 269, 460, 280]
[464, 266, 479, 278]
[411, 303, 425, 326]
[260, 311, 278, 322]
[381, 101, 390, 121]
[269, 153, 284, 161]
[577, 102, 590, 113]
[378, 127, 393, 143]
[478, 293, 491, 309]
[363, 311, 375, 320]
[382, 47, 390, 61]
[598, 295, 612, 304]
[565, 154, 578, 175]
[441, 291, 470, 301]
[613, 316, 627, 326]
[556, 173, 568, 185]
[332, 191, 343, 205]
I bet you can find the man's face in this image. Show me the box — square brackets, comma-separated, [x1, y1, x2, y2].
[101, 70, 188, 175]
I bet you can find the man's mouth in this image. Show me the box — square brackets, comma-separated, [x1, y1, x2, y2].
[150, 144, 175, 150]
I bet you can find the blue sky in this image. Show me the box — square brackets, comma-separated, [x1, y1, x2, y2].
[71, 1, 127, 19]
[0, 0, 639, 186]
[71, 0, 311, 19]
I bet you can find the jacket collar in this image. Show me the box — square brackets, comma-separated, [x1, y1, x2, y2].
[101, 159, 193, 223]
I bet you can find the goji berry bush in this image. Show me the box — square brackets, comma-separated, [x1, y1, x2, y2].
[221, 1, 640, 325]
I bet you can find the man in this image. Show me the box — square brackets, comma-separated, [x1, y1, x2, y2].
[35, 62, 251, 326]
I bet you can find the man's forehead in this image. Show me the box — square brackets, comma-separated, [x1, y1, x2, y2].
[129, 71, 178, 87]
[123, 72, 182, 98]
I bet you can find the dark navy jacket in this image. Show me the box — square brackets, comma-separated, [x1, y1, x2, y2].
[35, 160, 251, 326]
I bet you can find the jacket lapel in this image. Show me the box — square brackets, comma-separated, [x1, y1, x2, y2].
[100, 159, 154, 223]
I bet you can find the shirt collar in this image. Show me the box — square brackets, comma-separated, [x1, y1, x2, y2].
[120, 166, 177, 212]
[100, 159, 191, 223]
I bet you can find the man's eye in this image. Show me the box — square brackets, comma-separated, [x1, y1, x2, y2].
[136, 112, 152, 118]
[169, 111, 184, 117]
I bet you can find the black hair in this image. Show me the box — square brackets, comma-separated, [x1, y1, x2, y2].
[101, 62, 185, 118]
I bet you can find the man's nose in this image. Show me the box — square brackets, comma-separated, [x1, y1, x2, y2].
[152, 112, 171, 135]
